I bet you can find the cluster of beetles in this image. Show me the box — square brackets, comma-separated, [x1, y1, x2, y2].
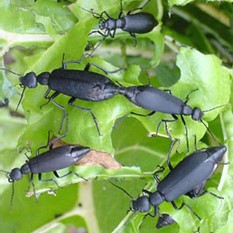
[0, 0, 228, 232]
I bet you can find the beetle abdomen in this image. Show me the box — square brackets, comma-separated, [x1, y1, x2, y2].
[123, 13, 157, 33]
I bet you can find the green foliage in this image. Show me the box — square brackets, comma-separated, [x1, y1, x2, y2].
[0, 0, 232, 233]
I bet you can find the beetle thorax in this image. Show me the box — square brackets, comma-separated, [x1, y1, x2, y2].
[37, 72, 50, 85]
[116, 18, 125, 29]
[20, 163, 31, 175]
[149, 191, 164, 207]
[182, 104, 193, 116]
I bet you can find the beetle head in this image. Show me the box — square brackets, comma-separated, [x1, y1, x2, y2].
[192, 107, 204, 121]
[99, 18, 107, 30]
[132, 195, 150, 213]
[8, 168, 22, 182]
[19, 72, 37, 88]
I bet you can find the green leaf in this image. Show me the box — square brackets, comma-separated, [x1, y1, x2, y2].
[0, 1, 233, 233]
[168, 0, 194, 7]
[169, 0, 233, 7]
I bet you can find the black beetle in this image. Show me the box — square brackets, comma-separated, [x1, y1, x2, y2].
[111, 146, 226, 228]
[85, 0, 157, 46]
[0, 134, 90, 208]
[146, 146, 226, 215]
[0, 61, 123, 136]
[156, 213, 176, 229]
[7, 145, 90, 184]
[119, 85, 222, 151]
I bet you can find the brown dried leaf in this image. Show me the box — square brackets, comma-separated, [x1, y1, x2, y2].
[50, 137, 122, 169]
[77, 149, 121, 169]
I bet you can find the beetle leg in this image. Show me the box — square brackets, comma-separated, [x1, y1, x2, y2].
[43, 89, 68, 135]
[61, 53, 66, 69]
[49, 97, 68, 136]
[38, 172, 61, 188]
[26, 173, 38, 202]
[89, 29, 106, 37]
[44, 88, 54, 99]
[163, 89, 172, 95]
[145, 212, 154, 218]
[40, 88, 56, 109]
[155, 114, 177, 139]
[167, 138, 178, 171]
[154, 205, 159, 217]
[171, 200, 184, 210]
[153, 165, 165, 183]
[68, 97, 101, 136]
[127, 0, 152, 15]
[129, 32, 137, 47]
[206, 190, 224, 200]
[53, 170, 87, 182]
[36, 132, 51, 155]
[184, 88, 199, 104]
[171, 201, 201, 220]
[62, 55, 85, 68]
[109, 29, 116, 38]
[180, 115, 189, 152]
[86, 62, 125, 74]
[119, 0, 124, 17]
[131, 110, 156, 117]
[118, 10, 123, 18]
[100, 11, 112, 19]
[49, 124, 68, 150]
[16, 87, 26, 112]
[185, 202, 201, 221]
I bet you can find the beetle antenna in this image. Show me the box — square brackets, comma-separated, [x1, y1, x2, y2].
[0, 169, 9, 174]
[16, 87, 26, 111]
[109, 180, 134, 199]
[184, 202, 201, 221]
[120, 0, 123, 13]
[0, 169, 14, 210]
[200, 119, 219, 145]
[0, 67, 27, 111]
[86, 38, 104, 57]
[0, 169, 11, 182]
[203, 104, 228, 113]
[0, 68, 21, 77]
[79, 6, 102, 19]
[10, 182, 15, 212]
[193, 135, 198, 151]
[201, 104, 229, 145]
